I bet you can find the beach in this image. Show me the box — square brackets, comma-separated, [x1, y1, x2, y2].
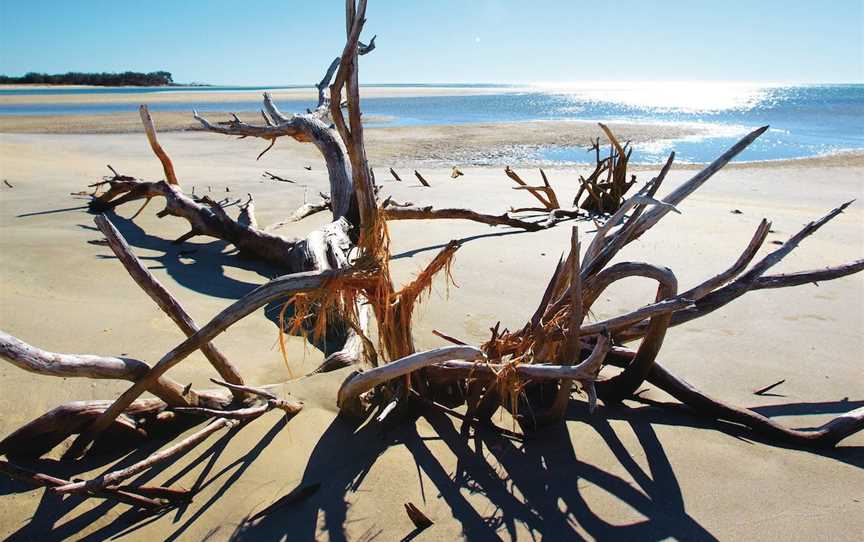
[0, 112, 862, 540]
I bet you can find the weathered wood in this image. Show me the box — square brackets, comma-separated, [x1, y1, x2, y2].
[0, 460, 167, 509]
[66, 269, 365, 458]
[545, 227, 585, 421]
[383, 206, 545, 231]
[752, 259, 864, 290]
[329, 0, 378, 250]
[95, 214, 247, 397]
[0, 330, 189, 406]
[289, 198, 331, 222]
[504, 166, 555, 209]
[414, 170, 431, 187]
[619, 201, 857, 341]
[647, 361, 864, 448]
[237, 195, 258, 230]
[139, 105, 178, 186]
[92, 177, 304, 268]
[209, 378, 304, 414]
[194, 110, 354, 220]
[405, 502, 434, 530]
[337, 346, 483, 408]
[678, 218, 771, 300]
[0, 398, 166, 457]
[53, 417, 242, 495]
[171, 403, 272, 420]
[629, 126, 769, 240]
[262, 171, 295, 183]
[428, 338, 609, 382]
[593, 263, 678, 402]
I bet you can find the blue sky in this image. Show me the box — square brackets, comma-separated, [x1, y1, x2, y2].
[1, 0, 861, 84]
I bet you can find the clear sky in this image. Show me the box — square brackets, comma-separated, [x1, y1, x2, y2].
[1, 0, 861, 85]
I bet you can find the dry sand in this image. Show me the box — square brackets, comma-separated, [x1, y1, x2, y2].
[0, 128, 862, 540]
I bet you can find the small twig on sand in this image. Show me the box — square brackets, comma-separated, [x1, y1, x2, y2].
[404, 502, 434, 530]
[263, 171, 295, 183]
[414, 170, 431, 187]
[753, 379, 786, 396]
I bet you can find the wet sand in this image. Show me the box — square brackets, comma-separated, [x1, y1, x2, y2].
[0, 130, 862, 540]
[0, 85, 529, 106]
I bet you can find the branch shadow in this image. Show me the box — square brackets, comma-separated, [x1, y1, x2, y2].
[86, 212, 345, 358]
[226, 403, 704, 541]
[17, 204, 91, 218]
[3, 395, 861, 541]
[86, 212, 282, 301]
[0, 416, 287, 541]
[227, 394, 864, 542]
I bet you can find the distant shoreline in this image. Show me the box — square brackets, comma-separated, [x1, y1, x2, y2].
[1, 83, 860, 165]
[0, 85, 525, 104]
[1, 115, 862, 169]
[0, 83, 209, 89]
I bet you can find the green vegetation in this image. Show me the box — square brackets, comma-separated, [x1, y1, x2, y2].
[0, 71, 174, 86]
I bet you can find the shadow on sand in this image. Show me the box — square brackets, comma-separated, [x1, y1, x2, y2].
[7, 207, 861, 540]
[2, 393, 861, 540]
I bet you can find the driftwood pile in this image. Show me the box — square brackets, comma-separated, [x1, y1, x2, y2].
[1, 0, 863, 517]
[503, 121, 636, 218]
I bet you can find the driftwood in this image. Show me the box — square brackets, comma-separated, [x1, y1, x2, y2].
[139, 105, 178, 186]
[0, 331, 192, 407]
[94, 215, 247, 398]
[502, 125, 635, 218]
[0, 460, 169, 509]
[288, 193, 331, 222]
[2, 0, 863, 524]
[414, 170, 431, 187]
[52, 417, 244, 495]
[383, 205, 546, 231]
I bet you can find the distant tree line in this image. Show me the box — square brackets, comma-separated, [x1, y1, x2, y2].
[0, 71, 175, 86]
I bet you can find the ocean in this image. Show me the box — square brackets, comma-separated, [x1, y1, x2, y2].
[1, 82, 861, 164]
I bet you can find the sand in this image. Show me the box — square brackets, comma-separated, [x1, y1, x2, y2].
[0, 85, 530, 106]
[0, 128, 862, 540]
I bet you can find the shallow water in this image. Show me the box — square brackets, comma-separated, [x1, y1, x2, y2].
[1, 83, 861, 163]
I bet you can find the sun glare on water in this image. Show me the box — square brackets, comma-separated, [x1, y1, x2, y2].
[532, 81, 776, 113]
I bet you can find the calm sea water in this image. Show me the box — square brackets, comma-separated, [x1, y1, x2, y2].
[1, 83, 861, 164]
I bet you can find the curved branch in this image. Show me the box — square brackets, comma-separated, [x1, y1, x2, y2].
[617, 201, 860, 342]
[646, 361, 864, 448]
[193, 109, 355, 220]
[139, 105, 178, 185]
[337, 346, 483, 408]
[0, 330, 189, 407]
[590, 263, 678, 402]
[678, 218, 771, 300]
[66, 269, 375, 457]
